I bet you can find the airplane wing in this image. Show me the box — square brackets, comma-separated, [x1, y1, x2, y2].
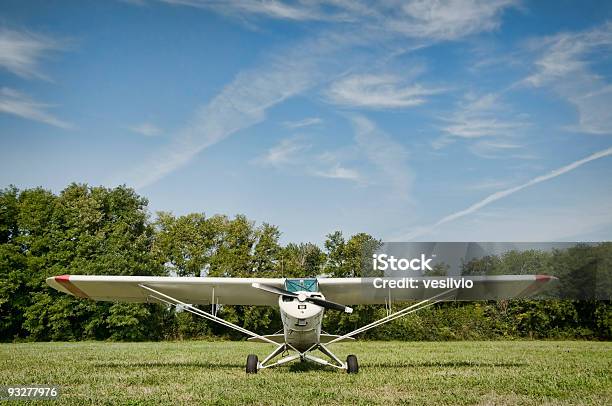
[46, 274, 557, 305]
[46, 275, 285, 305]
[318, 275, 558, 305]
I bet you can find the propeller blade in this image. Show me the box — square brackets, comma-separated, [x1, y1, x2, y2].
[252, 283, 353, 313]
[306, 297, 353, 314]
[251, 283, 297, 298]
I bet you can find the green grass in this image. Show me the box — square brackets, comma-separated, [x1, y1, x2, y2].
[1, 340, 610, 405]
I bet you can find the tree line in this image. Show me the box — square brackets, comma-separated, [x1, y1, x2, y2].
[0, 184, 609, 342]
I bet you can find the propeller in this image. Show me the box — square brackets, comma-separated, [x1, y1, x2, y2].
[252, 283, 353, 313]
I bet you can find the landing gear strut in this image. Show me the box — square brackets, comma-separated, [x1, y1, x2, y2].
[256, 343, 347, 372]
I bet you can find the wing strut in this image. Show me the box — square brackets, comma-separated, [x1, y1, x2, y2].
[138, 284, 278, 345]
[325, 288, 458, 346]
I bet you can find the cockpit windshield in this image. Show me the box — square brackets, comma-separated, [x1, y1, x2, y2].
[285, 278, 318, 293]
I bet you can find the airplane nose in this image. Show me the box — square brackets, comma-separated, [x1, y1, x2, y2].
[297, 293, 307, 302]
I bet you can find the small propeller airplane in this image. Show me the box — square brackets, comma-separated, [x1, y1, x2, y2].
[46, 274, 557, 373]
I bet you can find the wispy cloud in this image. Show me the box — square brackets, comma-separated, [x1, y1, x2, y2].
[326, 73, 444, 109]
[384, 0, 519, 41]
[313, 163, 360, 181]
[118, 66, 315, 188]
[159, 1, 518, 41]
[0, 87, 72, 129]
[114, 33, 348, 188]
[351, 115, 413, 199]
[440, 93, 524, 138]
[256, 117, 412, 189]
[118, 0, 519, 188]
[129, 122, 162, 137]
[0, 28, 63, 79]
[523, 22, 612, 135]
[466, 177, 516, 191]
[433, 92, 528, 158]
[409, 203, 612, 241]
[160, 0, 331, 21]
[255, 135, 310, 168]
[255, 136, 361, 182]
[308, 149, 362, 182]
[469, 139, 527, 159]
[401, 146, 612, 239]
[281, 117, 322, 129]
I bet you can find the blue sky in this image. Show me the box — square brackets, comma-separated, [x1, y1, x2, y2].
[1, 0, 612, 244]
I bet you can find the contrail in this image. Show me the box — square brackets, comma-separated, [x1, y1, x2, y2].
[403, 146, 612, 239]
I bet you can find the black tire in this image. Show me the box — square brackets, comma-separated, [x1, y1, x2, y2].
[346, 354, 358, 374]
[246, 354, 258, 374]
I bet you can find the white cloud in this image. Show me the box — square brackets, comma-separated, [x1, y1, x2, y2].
[114, 33, 348, 189]
[119, 66, 314, 188]
[255, 136, 310, 168]
[159, 1, 518, 41]
[0, 28, 63, 79]
[442, 117, 520, 139]
[310, 149, 362, 183]
[440, 93, 524, 138]
[433, 92, 528, 158]
[257, 117, 413, 189]
[0, 87, 72, 129]
[523, 23, 612, 87]
[386, 0, 519, 40]
[160, 0, 329, 21]
[282, 117, 323, 129]
[255, 136, 361, 182]
[313, 164, 360, 181]
[468, 139, 526, 159]
[523, 22, 612, 134]
[129, 122, 162, 137]
[326, 73, 444, 109]
[465, 177, 515, 191]
[351, 115, 413, 199]
[117, 0, 519, 187]
[400, 146, 612, 239]
[254, 135, 363, 182]
[408, 203, 612, 241]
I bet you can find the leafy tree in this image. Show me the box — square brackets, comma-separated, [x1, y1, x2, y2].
[1, 183, 610, 342]
[1, 184, 168, 341]
[154, 212, 221, 276]
[324, 231, 380, 277]
[324, 231, 345, 276]
[251, 223, 281, 276]
[279, 243, 326, 277]
[208, 215, 255, 277]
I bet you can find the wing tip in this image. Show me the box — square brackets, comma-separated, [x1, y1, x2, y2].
[47, 274, 89, 298]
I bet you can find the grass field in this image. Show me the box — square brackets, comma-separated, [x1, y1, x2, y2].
[1, 340, 610, 405]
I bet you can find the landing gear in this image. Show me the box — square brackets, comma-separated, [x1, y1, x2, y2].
[246, 354, 258, 374]
[346, 354, 358, 374]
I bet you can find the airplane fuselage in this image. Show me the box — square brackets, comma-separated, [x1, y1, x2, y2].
[278, 291, 325, 351]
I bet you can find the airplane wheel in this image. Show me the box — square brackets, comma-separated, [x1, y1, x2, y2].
[246, 354, 258, 374]
[346, 354, 358, 374]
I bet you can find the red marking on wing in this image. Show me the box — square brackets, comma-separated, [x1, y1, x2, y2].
[55, 275, 89, 298]
[518, 275, 554, 297]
